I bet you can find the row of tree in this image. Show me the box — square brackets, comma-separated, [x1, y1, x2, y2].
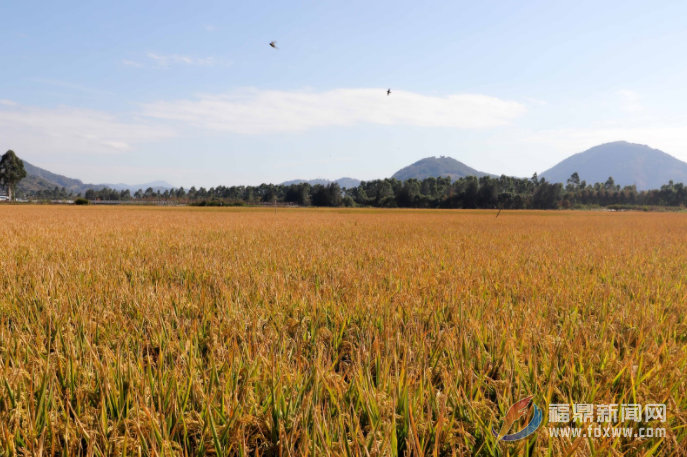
[84, 188, 132, 200]
[4, 149, 687, 209]
[26, 186, 75, 200]
[105, 174, 687, 210]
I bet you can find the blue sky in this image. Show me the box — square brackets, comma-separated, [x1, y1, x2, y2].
[2, 0, 687, 187]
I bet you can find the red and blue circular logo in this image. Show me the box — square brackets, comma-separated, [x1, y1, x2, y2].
[492, 396, 543, 442]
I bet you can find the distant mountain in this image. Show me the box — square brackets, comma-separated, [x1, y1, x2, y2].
[281, 177, 361, 188]
[392, 156, 495, 181]
[97, 181, 174, 193]
[23, 161, 88, 191]
[540, 141, 687, 190]
[18, 161, 173, 194]
[16, 174, 65, 193]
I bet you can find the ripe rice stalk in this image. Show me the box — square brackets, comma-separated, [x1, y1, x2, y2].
[0, 206, 684, 455]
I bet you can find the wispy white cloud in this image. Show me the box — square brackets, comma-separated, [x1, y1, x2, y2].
[140, 88, 526, 134]
[122, 59, 144, 67]
[0, 103, 175, 155]
[0, 100, 17, 107]
[203, 25, 216, 32]
[31, 78, 112, 95]
[147, 52, 224, 67]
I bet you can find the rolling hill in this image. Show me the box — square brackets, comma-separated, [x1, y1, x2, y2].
[392, 156, 495, 181]
[18, 161, 173, 195]
[16, 174, 67, 193]
[22, 161, 90, 191]
[98, 181, 174, 193]
[281, 178, 361, 188]
[540, 141, 687, 190]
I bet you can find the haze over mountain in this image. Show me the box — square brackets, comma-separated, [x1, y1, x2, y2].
[540, 141, 687, 190]
[19, 161, 173, 194]
[392, 156, 495, 181]
[281, 178, 361, 188]
[100, 181, 175, 193]
[22, 161, 90, 191]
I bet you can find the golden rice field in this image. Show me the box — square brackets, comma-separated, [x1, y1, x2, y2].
[0, 206, 686, 456]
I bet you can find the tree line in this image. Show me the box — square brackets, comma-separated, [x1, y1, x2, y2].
[80, 174, 687, 210]
[3, 149, 687, 209]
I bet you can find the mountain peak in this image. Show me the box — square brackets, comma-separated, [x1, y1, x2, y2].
[540, 141, 687, 190]
[392, 156, 494, 181]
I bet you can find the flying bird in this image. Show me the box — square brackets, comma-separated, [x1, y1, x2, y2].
[269, 41, 278, 49]
[387, 88, 391, 96]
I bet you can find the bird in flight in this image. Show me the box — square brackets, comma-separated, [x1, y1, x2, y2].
[387, 88, 391, 96]
[269, 41, 278, 49]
